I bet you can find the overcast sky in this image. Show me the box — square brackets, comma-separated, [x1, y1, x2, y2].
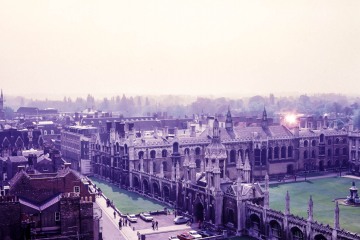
[0, 1, 359, 99]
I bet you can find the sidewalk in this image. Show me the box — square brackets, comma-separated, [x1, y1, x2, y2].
[96, 195, 194, 240]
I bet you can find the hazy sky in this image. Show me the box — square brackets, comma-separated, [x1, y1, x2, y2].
[0, 1, 359, 99]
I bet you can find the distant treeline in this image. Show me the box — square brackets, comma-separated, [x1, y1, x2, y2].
[3, 93, 360, 127]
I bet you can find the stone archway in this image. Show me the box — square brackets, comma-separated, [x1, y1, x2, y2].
[269, 220, 282, 239]
[133, 176, 140, 190]
[290, 227, 304, 240]
[152, 182, 160, 197]
[314, 234, 327, 240]
[194, 201, 204, 222]
[143, 179, 150, 193]
[249, 214, 261, 232]
[163, 186, 170, 201]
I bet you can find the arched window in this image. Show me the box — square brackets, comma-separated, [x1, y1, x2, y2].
[138, 151, 144, 159]
[291, 227, 304, 240]
[150, 150, 156, 159]
[173, 142, 179, 153]
[312, 140, 316, 147]
[261, 149, 267, 165]
[281, 146, 286, 158]
[328, 149, 332, 157]
[288, 146, 293, 158]
[311, 150, 316, 158]
[335, 138, 340, 144]
[342, 138, 347, 144]
[184, 148, 190, 155]
[51, 130, 54, 135]
[238, 149, 244, 161]
[335, 148, 339, 156]
[319, 134, 324, 143]
[304, 150, 308, 159]
[274, 147, 279, 159]
[196, 159, 201, 168]
[254, 149, 261, 166]
[162, 162, 168, 172]
[43, 130, 47, 135]
[195, 147, 201, 155]
[270, 220, 282, 238]
[328, 139, 332, 145]
[304, 140, 308, 147]
[268, 147, 273, 159]
[230, 150, 236, 163]
[162, 149, 167, 157]
[343, 147, 347, 155]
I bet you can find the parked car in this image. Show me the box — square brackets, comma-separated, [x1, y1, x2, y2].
[174, 216, 190, 224]
[177, 232, 194, 240]
[169, 236, 180, 240]
[198, 230, 212, 237]
[140, 212, 153, 222]
[188, 230, 202, 239]
[127, 214, 138, 222]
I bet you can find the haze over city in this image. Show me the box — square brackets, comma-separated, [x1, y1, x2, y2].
[1, 0, 360, 99]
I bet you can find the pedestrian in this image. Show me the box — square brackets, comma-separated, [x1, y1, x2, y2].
[125, 218, 127, 226]
[113, 211, 116, 219]
[137, 231, 140, 240]
[155, 221, 158, 230]
[152, 221, 155, 230]
[119, 219, 122, 230]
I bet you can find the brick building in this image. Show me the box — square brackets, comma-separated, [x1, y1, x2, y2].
[0, 164, 99, 239]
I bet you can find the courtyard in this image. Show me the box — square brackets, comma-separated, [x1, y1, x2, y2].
[90, 177, 169, 214]
[269, 176, 360, 233]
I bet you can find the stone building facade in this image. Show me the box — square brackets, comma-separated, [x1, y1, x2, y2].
[88, 109, 357, 239]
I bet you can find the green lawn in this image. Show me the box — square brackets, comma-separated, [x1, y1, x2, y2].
[269, 177, 360, 233]
[90, 178, 168, 214]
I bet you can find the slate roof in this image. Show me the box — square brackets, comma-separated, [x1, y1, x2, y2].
[7, 156, 27, 163]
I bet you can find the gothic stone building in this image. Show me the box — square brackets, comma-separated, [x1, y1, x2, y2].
[89, 110, 356, 239]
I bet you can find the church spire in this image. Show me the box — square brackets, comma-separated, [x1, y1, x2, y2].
[225, 106, 233, 131]
[261, 106, 268, 128]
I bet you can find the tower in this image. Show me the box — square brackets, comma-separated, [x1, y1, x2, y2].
[261, 107, 268, 128]
[204, 117, 226, 226]
[225, 106, 233, 132]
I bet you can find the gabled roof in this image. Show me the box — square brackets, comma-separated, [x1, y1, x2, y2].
[19, 193, 62, 211]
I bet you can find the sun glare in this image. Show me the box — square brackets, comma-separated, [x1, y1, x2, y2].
[285, 114, 297, 124]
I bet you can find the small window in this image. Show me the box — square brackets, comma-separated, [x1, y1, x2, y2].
[43, 130, 48, 135]
[74, 186, 80, 193]
[55, 212, 60, 221]
[51, 130, 55, 135]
